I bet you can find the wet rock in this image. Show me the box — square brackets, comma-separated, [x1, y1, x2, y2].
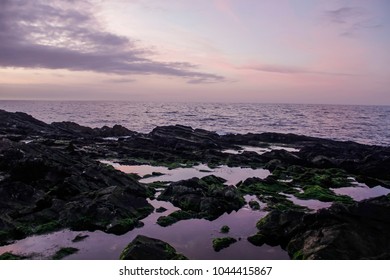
[238, 177, 306, 211]
[52, 247, 79, 260]
[212, 237, 237, 252]
[248, 200, 260, 210]
[155, 207, 167, 213]
[0, 109, 53, 136]
[295, 185, 353, 203]
[0, 140, 154, 244]
[120, 235, 187, 260]
[220, 225, 230, 233]
[0, 252, 27, 260]
[156, 210, 193, 227]
[247, 233, 266, 246]
[158, 175, 245, 221]
[253, 195, 390, 259]
[72, 234, 89, 243]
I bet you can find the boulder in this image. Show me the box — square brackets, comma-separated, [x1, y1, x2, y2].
[120, 235, 187, 260]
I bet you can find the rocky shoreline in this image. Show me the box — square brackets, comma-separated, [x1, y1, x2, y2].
[0, 109, 389, 260]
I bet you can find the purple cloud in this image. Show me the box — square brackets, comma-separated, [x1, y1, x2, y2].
[241, 64, 356, 77]
[0, 0, 224, 83]
[324, 6, 382, 37]
[324, 7, 366, 24]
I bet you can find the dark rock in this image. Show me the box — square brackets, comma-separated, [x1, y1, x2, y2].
[120, 235, 187, 260]
[220, 225, 230, 233]
[156, 207, 167, 213]
[247, 233, 266, 246]
[253, 195, 390, 259]
[158, 175, 245, 221]
[72, 234, 89, 242]
[52, 247, 79, 260]
[156, 210, 193, 227]
[212, 237, 237, 252]
[248, 200, 260, 210]
[0, 139, 153, 244]
[0, 252, 27, 260]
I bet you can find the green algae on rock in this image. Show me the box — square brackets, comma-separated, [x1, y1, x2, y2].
[212, 237, 237, 252]
[52, 247, 79, 260]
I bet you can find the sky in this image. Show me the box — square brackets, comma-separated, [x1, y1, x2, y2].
[0, 0, 389, 104]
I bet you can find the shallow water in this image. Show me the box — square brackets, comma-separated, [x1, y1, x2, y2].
[222, 145, 300, 155]
[284, 194, 333, 210]
[332, 185, 390, 201]
[100, 162, 271, 186]
[1, 161, 388, 259]
[0, 195, 288, 260]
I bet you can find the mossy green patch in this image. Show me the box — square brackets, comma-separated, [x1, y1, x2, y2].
[247, 233, 266, 246]
[220, 225, 230, 233]
[147, 181, 169, 189]
[258, 193, 308, 212]
[295, 185, 353, 203]
[275, 166, 353, 189]
[52, 247, 79, 260]
[156, 216, 177, 227]
[157, 210, 194, 227]
[34, 221, 61, 234]
[212, 237, 237, 252]
[0, 252, 26, 260]
[256, 216, 269, 229]
[292, 250, 306, 260]
[238, 179, 299, 197]
[119, 218, 137, 228]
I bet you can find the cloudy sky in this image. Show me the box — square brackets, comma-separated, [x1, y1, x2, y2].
[0, 0, 389, 104]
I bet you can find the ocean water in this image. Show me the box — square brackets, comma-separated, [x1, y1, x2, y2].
[0, 100, 389, 146]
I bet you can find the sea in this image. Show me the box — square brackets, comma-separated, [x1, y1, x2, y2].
[0, 100, 389, 146]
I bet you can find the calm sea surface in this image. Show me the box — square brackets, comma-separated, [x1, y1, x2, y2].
[1, 100, 389, 146]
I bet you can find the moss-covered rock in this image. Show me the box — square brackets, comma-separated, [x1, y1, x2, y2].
[212, 237, 237, 252]
[158, 175, 245, 220]
[259, 193, 308, 212]
[247, 233, 266, 246]
[272, 166, 353, 189]
[220, 225, 230, 233]
[238, 177, 298, 196]
[0, 252, 26, 260]
[52, 247, 79, 260]
[248, 200, 260, 210]
[295, 185, 353, 203]
[147, 181, 169, 189]
[156, 210, 194, 227]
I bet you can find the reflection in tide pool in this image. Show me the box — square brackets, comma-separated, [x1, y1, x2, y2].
[284, 193, 332, 210]
[100, 161, 270, 186]
[0, 194, 288, 260]
[222, 145, 300, 155]
[332, 185, 390, 201]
